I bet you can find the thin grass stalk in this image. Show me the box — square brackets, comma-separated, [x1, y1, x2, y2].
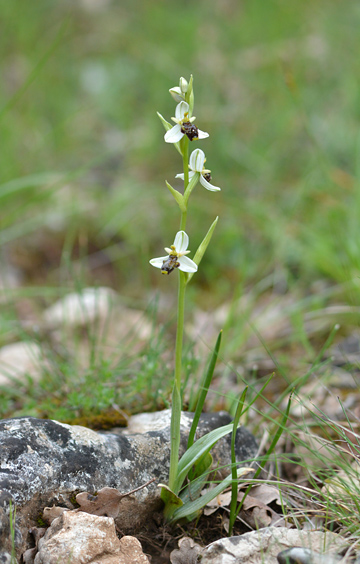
[236, 373, 274, 420]
[234, 391, 293, 522]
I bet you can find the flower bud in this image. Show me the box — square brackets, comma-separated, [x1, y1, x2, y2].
[169, 86, 183, 103]
[179, 77, 188, 94]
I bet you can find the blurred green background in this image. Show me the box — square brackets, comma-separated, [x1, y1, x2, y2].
[2, 0, 360, 304]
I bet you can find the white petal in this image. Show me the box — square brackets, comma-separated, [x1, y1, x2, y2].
[173, 231, 189, 253]
[178, 256, 198, 273]
[169, 86, 184, 103]
[197, 129, 209, 139]
[165, 124, 184, 143]
[175, 101, 189, 120]
[200, 175, 221, 192]
[175, 171, 195, 180]
[189, 149, 205, 172]
[149, 256, 168, 269]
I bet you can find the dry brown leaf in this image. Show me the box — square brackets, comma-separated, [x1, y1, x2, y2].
[203, 468, 255, 516]
[204, 482, 283, 513]
[75, 479, 156, 520]
[204, 483, 286, 529]
[170, 537, 203, 564]
[241, 505, 272, 528]
[238, 493, 276, 528]
[203, 491, 232, 516]
[247, 484, 284, 507]
[76, 487, 123, 518]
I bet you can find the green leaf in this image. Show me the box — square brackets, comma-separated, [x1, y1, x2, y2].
[186, 74, 194, 115]
[187, 330, 222, 447]
[188, 451, 213, 481]
[165, 181, 186, 211]
[188, 88, 194, 117]
[187, 217, 219, 284]
[174, 423, 233, 494]
[179, 470, 209, 505]
[171, 467, 252, 522]
[156, 111, 172, 131]
[177, 469, 210, 523]
[159, 484, 183, 521]
[183, 171, 200, 204]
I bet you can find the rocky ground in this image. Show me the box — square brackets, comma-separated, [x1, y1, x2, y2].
[2, 288, 360, 562]
[1, 409, 359, 563]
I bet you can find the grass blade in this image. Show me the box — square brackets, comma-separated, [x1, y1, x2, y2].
[187, 330, 222, 449]
[229, 386, 248, 535]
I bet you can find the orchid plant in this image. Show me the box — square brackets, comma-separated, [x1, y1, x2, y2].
[150, 77, 290, 526]
[150, 76, 249, 522]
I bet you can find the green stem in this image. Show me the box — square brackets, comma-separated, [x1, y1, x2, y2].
[182, 136, 189, 189]
[180, 210, 187, 231]
[168, 270, 187, 492]
[168, 131, 189, 494]
[180, 136, 189, 231]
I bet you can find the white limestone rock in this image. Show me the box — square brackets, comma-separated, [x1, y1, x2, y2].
[0, 342, 46, 386]
[42, 287, 118, 329]
[201, 528, 348, 564]
[34, 511, 149, 564]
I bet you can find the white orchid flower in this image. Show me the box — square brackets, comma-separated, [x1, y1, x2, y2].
[149, 231, 198, 275]
[175, 149, 221, 192]
[164, 102, 209, 144]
